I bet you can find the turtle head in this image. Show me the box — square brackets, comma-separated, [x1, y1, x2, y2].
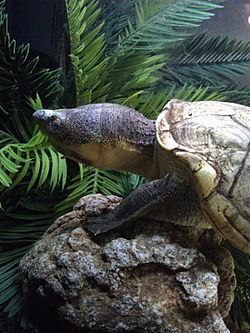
[33, 105, 104, 165]
[33, 103, 157, 176]
[33, 106, 102, 145]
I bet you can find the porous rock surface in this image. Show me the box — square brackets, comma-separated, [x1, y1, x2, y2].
[20, 194, 236, 333]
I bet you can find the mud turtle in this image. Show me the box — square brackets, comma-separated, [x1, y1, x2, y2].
[33, 100, 250, 253]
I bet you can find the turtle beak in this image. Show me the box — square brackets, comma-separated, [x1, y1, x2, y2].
[33, 109, 46, 121]
[33, 109, 57, 122]
[33, 109, 58, 135]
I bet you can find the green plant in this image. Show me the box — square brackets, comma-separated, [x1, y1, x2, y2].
[0, 0, 249, 330]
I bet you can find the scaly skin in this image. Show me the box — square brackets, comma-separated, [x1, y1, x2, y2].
[33, 104, 157, 179]
[33, 103, 201, 234]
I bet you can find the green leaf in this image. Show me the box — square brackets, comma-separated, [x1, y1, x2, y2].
[37, 149, 50, 188]
[161, 33, 250, 87]
[0, 151, 20, 173]
[26, 131, 47, 147]
[56, 167, 124, 213]
[58, 154, 68, 190]
[27, 149, 41, 191]
[0, 168, 12, 187]
[6, 147, 28, 163]
[66, 0, 110, 104]
[118, 0, 223, 52]
[10, 151, 30, 188]
[28, 94, 43, 111]
[49, 147, 59, 192]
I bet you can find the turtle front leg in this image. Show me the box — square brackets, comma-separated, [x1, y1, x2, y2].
[84, 173, 199, 235]
[202, 193, 250, 253]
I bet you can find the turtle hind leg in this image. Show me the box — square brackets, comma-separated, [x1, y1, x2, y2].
[84, 173, 200, 235]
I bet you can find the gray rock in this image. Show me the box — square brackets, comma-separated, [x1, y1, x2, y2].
[20, 194, 236, 333]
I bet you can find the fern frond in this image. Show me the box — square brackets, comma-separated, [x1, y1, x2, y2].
[108, 0, 224, 99]
[0, 130, 18, 148]
[0, 194, 60, 317]
[0, 3, 63, 145]
[118, 0, 223, 52]
[160, 33, 250, 87]
[121, 84, 226, 120]
[99, 0, 136, 48]
[0, 133, 67, 193]
[0, 93, 68, 193]
[171, 83, 226, 101]
[172, 33, 250, 65]
[108, 52, 164, 99]
[30, 68, 63, 103]
[66, 0, 110, 104]
[217, 86, 250, 106]
[0, 246, 28, 317]
[118, 172, 145, 197]
[56, 167, 125, 213]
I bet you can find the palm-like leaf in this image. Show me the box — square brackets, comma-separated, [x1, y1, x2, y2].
[160, 33, 250, 88]
[0, 195, 60, 319]
[107, 52, 164, 101]
[0, 1, 65, 193]
[118, 0, 223, 52]
[99, 0, 136, 48]
[0, 2, 66, 323]
[56, 168, 126, 214]
[66, 0, 110, 104]
[0, 99, 67, 193]
[107, 0, 224, 100]
[218, 86, 250, 106]
[0, 6, 62, 130]
[21, 137, 66, 192]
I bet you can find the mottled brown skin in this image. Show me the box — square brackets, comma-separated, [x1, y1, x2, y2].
[33, 104, 157, 178]
[33, 103, 200, 235]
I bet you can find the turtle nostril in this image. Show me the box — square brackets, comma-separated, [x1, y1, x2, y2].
[33, 110, 46, 120]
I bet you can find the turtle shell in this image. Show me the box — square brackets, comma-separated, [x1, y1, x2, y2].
[156, 99, 250, 252]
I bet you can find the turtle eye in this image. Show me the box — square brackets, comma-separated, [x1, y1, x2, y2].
[51, 119, 61, 130]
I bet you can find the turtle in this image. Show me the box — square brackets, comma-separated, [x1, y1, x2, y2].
[33, 99, 250, 253]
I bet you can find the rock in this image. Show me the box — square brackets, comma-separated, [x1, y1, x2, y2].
[20, 194, 236, 333]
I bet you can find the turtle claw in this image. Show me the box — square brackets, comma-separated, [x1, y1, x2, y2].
[84, 217, 108, 235]
[84, 213, 122, 235]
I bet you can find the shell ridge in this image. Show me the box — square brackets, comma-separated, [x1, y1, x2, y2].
[228, 144, 250, 198]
